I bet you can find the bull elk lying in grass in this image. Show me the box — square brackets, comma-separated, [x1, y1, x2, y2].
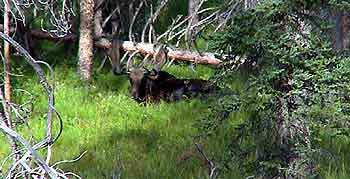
[127, 58, 216, 103]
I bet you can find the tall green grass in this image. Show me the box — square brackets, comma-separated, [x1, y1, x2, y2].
[0, 65, 244, 178]
[1, 64, 349, 178]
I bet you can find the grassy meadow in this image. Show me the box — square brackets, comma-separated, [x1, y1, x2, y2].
[0, 62, 245, 178]
[0, 59, 349, 178]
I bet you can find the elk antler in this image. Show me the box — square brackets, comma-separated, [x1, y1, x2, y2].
[126, 50, 145, 71]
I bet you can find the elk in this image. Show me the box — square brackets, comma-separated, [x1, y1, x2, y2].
[127, 57, 180, 102]
[127, 55, 215, 103]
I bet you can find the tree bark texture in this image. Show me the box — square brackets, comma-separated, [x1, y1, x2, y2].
[94, 0, 103, 38]
[78, 0, 95, 81]
[188, 0, 200, 27]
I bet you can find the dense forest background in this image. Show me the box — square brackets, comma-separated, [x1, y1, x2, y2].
[0, 0, 350, 178]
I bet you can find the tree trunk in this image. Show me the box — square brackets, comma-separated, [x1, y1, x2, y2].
[94, 0, 103, 38]
[188, 0, 200, 26]
[17, 22, 38, 59]
[4, 0, 11, 102]
[78, 0, 95, 81]
[3, 0, 19, 163]
[187, 0, 200, 46]
[332, 13, 350, 49]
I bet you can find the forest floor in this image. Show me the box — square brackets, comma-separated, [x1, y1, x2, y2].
[0, 63, 349, 178]
[0, 64, 245, 178]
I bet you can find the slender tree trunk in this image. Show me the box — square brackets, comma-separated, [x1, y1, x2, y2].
[78, 0, 95, 81]
[187, 0, 200, 69]
[3, 0, 19, 163]
[94, 0, 103, 38]
[342, 15, 350, 48]
[333, 13, 350, 49]
[188, 0, 200, 26]
[4, 0, 11, 102]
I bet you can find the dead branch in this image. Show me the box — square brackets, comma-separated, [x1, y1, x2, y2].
[0, 32, 55, 141]
[0, 25, 78, 41]
[129, 1, 145, 41]
[0, 31, 82, 178]
[194, 143, 219, 179]
[0, 118, 59, 179]
[7, 0, 75, 37]
[0, 31, 66, 176]
[141, 0, 169, 43]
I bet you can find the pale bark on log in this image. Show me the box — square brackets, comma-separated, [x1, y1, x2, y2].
[96, 39, 222, 65]
[78, 0, 95, 81]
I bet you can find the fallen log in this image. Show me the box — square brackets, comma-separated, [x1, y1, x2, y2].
[0, 25, 222, 65]
[95, 38, 222, 65]
[30, 30, 77, 42]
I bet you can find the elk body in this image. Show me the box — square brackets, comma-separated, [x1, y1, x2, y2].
[127, 63, 215, 103]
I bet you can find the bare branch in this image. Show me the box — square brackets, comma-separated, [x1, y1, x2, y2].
[52, 151, 88, 167]
[129, 1, 144, 41]
[0, 118, 59, 179]
[0, 31, 57, 165]
[215, 0, 242, 32]
[194, 143, 219, 179]
[102, 6, 119, 29]
[141, 0, 169, 42]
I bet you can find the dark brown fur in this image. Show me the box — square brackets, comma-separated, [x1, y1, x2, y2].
[128, 69, 214, 103]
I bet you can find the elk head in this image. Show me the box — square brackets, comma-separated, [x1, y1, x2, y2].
[127, 53, 152, 101]
[127, 50, 175, 102]
[126, 52, 158, 101]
